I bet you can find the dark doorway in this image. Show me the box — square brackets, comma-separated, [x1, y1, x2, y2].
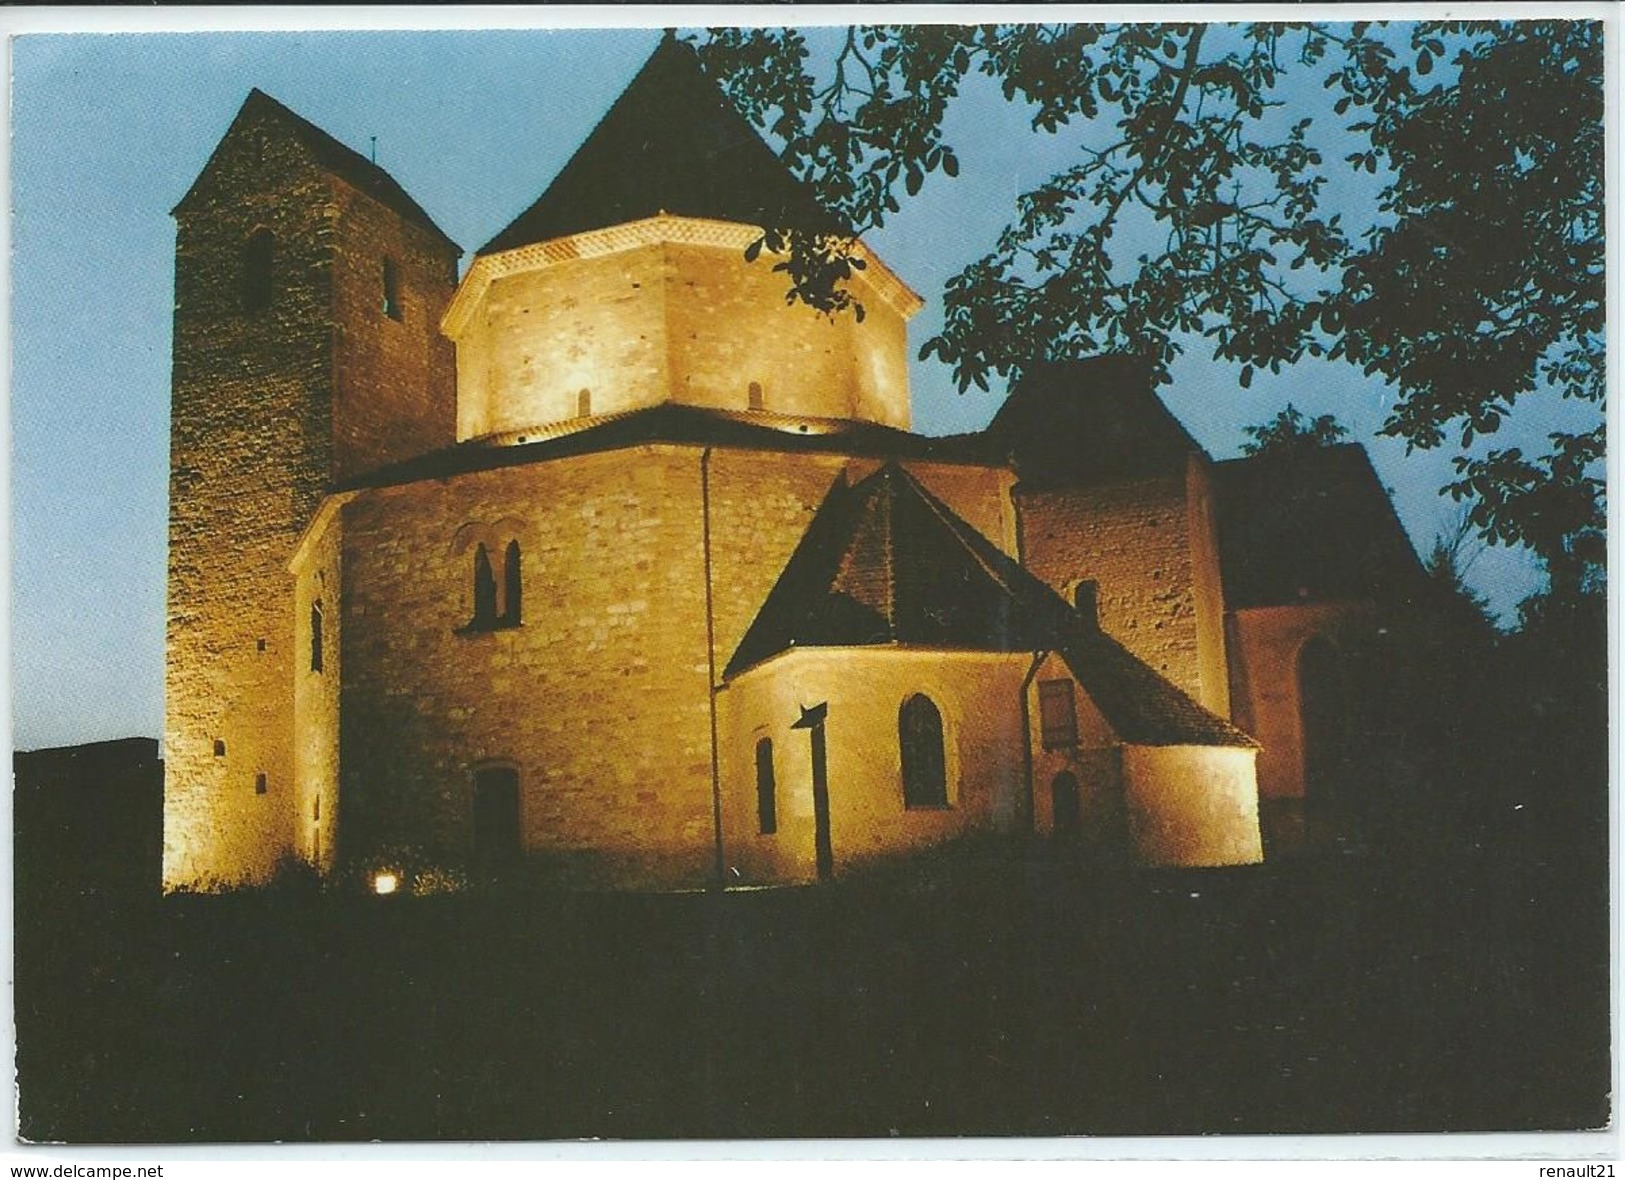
[1051, 771, 1081, 836]
[473, 766, 521, 869]
[1299, 636, 1355, 838]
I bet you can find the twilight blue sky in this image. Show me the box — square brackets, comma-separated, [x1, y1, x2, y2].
[10, 15, 1588, 750]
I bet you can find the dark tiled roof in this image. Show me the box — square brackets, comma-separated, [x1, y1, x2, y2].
[1058, 629, 1256, 749]
[725, 463, 1256, 749]
[985, 357, 1204, 488]
[479, 34, 840, 256]
[177, 89, 459, 251]
[335, 403, 993, 493]
[1212, 444, 1425, 610]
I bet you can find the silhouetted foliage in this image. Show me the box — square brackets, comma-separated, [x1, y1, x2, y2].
[1240, 403, 1350, 457]
[696, 21, 1604, 597]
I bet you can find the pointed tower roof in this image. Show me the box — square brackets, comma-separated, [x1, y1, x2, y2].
[727, 463, 1254, 747]
[175, 89, 458, 250]
[985, 357, 1204, 487]
[479, 34, 838, 256]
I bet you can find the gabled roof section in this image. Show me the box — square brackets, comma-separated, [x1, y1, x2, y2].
[1212, 443, 1425, 610]
[724, 464, 1050, 676]
[724, 462, 1256, 749]
[985, 357, 1204, 488]
[479, 34, 839, 256]
[175, 89, 458, 251]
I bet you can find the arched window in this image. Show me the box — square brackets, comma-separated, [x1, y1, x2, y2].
[471, 544, 497, 629]
[900, 694, 948, 809]
[502, 541, 522, 627]
[1051, 771, 1081, 835]
[755, 737, 777, 835]
[748, 380, 764, 410]
[577, 388, 592, 418]
[310, 601, 324, 673]
[242, 228, 274, 312]
[381, 257, 402, 320]
[1073, 579, 1100, 628]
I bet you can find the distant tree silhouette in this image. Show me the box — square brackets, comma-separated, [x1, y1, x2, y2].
[698, 21, 1603, 601]
[1240, 404, 1350, 458]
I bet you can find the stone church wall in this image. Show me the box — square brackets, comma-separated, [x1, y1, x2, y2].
[451, 230, 914, 441]
[1026, 650, 1122, 851]
[455, 244, 671, 439]
[1226, 600, 1368, 841]
[328, 182, 459, 481]
[291, 502, 344, 873]
[1121, 745, 1263, 867]
[1017, 474, 1208, 704]
[661, 241, 910, 428]
[335, 445, 717, 889]
[718, 648, 1032, 884]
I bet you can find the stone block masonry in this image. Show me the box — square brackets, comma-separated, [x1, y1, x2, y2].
[1017, 474, 1208, 703]
[335, 447, 717, 889]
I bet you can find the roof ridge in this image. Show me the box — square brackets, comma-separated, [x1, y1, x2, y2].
[227, 88, 458, 249]
[879, 467, 898, 633]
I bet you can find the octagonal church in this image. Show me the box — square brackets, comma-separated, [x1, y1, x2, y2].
[163, 36, 1422, 891]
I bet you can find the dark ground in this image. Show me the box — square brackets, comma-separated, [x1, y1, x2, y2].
[14, 828, 1611, 1144]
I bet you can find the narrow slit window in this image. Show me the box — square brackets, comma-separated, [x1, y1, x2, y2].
[502, 541, 522, 627]
[1038, 680, 1078, 751]
[748, 381, 764, 410]
[471, 544, 497, 629]
[755, 737, 777, 835]
[577, 388, 592, 418]
[242, 229, 274, 312]
[381, 258, 402, 320]
[310, 601, 324, 673]
[255, 773, 268, 796]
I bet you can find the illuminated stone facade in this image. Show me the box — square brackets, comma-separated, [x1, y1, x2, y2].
[163, 39, 1419, 891]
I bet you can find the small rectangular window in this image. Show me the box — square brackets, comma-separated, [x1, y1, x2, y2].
[255, 773, 268, 795]
[214, 739, 226, 758]
[1039, 680, 1079, 750]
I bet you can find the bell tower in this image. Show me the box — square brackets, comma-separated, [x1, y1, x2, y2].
[163, 89, 459, 889]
